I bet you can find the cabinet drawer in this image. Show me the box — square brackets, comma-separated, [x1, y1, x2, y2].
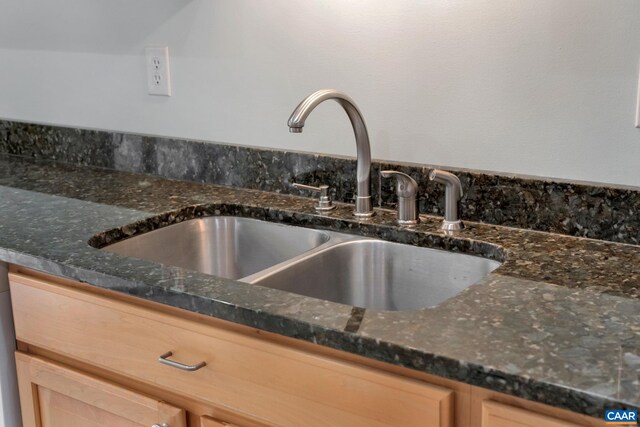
[10, 273, 453, 427]
[481, 401, 582, 427]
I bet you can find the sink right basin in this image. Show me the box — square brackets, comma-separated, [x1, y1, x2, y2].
[250, 239, 502, 311]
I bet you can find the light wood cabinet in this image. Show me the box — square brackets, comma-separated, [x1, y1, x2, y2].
[10, 271, 452, 427]
[15, 352, 186, 427]
[8, 268, 607, 427]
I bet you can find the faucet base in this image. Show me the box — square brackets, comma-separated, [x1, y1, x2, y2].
[354, 212, 376, 218]
[315, 205, 337, 212]
[440, 220, 465, 232]
[397, 218, 419, 226]
[354, 196, 375, 218]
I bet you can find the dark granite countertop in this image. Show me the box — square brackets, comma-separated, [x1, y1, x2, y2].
[0, 153, 639, 417]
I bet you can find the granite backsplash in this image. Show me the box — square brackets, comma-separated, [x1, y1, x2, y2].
[1, 119, 638, 245]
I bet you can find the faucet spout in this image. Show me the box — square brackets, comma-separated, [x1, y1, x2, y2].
[288, 89, 374, 217]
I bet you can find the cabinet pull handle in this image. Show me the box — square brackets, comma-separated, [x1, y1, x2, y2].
[152, 424, 170, 427]
[158, 351, 206, 372]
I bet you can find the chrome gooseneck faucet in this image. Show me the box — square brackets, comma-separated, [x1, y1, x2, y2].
[288, 89, 374, 217]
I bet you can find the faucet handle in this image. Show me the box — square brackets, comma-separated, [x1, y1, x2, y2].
[381, 171, 418, 198]
[429, 169, 465, 232]
[292, 182, 336, 211]
[381, 171, 419, 225]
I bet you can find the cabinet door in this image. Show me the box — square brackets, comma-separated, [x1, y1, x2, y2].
[200, 416, 241, 427]
[482, 401, 581, 427]
[15, 352, 186, 427]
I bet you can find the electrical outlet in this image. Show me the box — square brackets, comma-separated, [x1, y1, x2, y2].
[145, 47, 171, 96]
[636, 63, 640, 128]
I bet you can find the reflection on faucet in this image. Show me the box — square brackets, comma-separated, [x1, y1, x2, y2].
[288, 89, 374, 218]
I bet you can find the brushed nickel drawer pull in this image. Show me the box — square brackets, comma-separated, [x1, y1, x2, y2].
[158, 351, 206, 372]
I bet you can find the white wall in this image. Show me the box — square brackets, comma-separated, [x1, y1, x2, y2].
[0, 0, 639, 186]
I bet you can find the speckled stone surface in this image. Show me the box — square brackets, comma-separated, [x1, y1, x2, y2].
[0, 153, 639, 417]
[1, 119, 639, 245]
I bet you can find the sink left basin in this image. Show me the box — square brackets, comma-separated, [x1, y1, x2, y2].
[102, 216, 330, 280]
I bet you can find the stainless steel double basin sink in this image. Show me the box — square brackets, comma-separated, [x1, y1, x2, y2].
[103, 216, 501, 311]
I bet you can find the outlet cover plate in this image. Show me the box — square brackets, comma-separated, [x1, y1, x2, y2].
[146, 47, 171, 96]
[636, 62, 640, 128]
